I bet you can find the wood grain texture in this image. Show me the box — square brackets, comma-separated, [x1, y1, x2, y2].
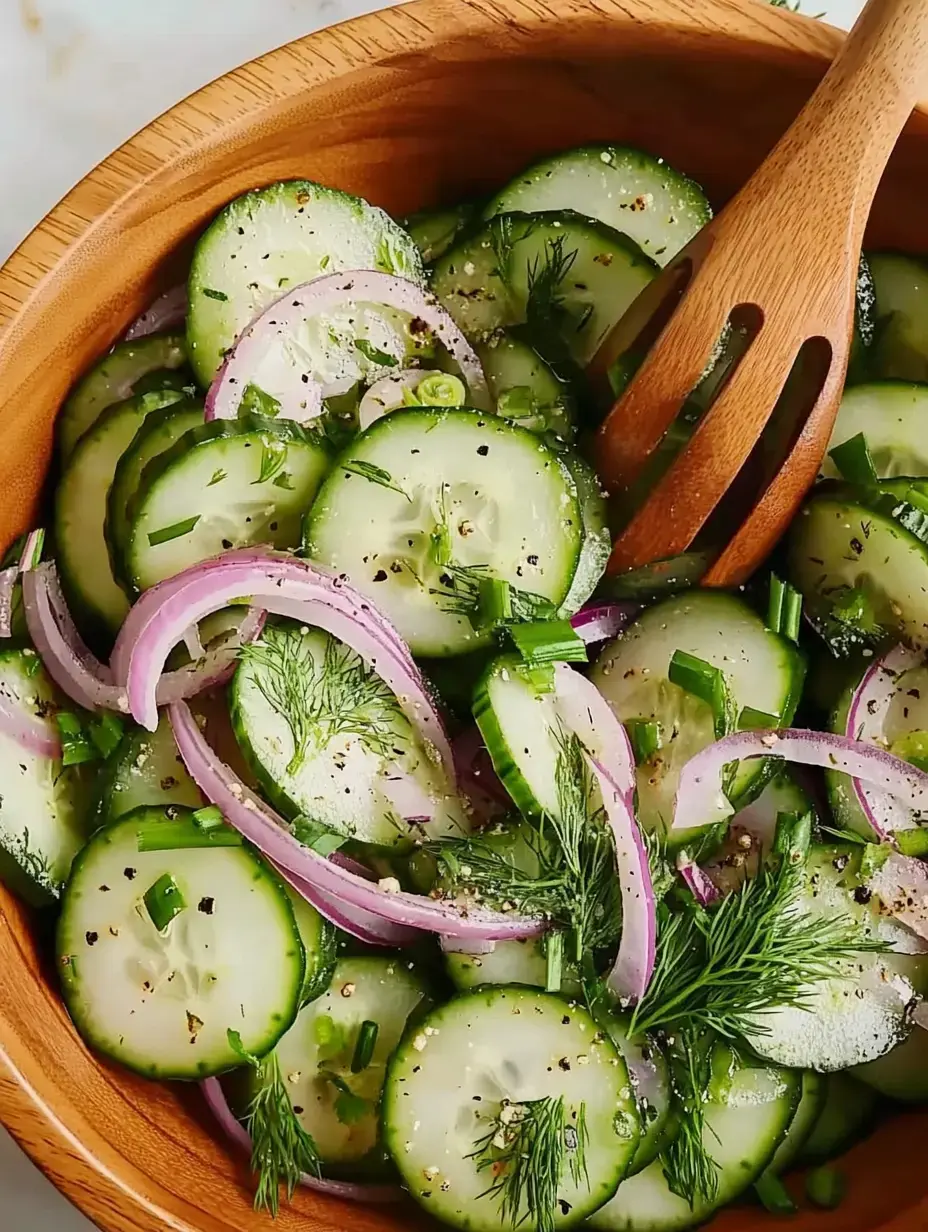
[598, 0, 928, 583]
[0, 0, 927, 1229]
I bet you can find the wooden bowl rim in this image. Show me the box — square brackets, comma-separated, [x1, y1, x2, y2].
[0, 1, 922, 1230]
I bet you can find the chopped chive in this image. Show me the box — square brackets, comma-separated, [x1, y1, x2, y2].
[239, 383, 281, 418]
[738, 706, 780, 731]
[545, 931, 564, 993]
[477, 577, 513, 628]
[354, 338, 398, 368]
[509, 619, 588, 667]
[192, 805, 225, 832]
[828, 431, 877, 486]
[754, 1174, 797, 1215]
[668, 649, 735, 738]
[88, 712, 124, 760]
[772, 810, 812, 860]
[291, 815, 347, 857]
[417, 373, 466, 407]
[207, 469, 227, 487]
[136, 817, 242, 852]
[894, 827, 928, 857]
[201, 287, 228, 302]
[55, 712, 99, 766]
[627, 718, 661, 764]
[350, 1020, 380, 1073]
[341, 460, 411, 501]
[805, 1166, 846, 1211]
[143, 873, 187, 931]
[860, 841, 892, 880]
[253, 439, 288, 485]
[767, 574, 802, 643]
[430, 520, 453, 570]
[517, 662, 556, 694]
[147, 515, 201, 547]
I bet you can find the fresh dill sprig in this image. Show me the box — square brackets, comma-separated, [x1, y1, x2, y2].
[660, 1030, 720, 1207]
[468, 1096, 589, 1232]
[430, 563, 556, 625]
[629, 830, 885, 1040]
[240, 623, 402, 773]
[228, 1032, 321, 1216]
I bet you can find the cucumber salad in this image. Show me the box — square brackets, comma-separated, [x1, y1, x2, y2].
[5, 144, 928, 1231]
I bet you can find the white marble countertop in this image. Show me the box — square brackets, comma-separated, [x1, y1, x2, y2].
[0, 0, 862, 1225]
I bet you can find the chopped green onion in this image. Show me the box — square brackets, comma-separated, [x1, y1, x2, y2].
[668, 649, 735, 738]
[767, 574, 802, 643]
[430, 520, 453, 569]
[136, 816, 243, 852]
[239, 382, 281, 418]
[509, 619, 587, 667]
[192, 805, 225, 832]
[350, 1020, 380, 1073]
[860, 841, 891, 880]
[889, 729, 928, 773]
[516, 662, 556, 694]
[754, 1174, 797, 1215]
[147, 515, 201, 547]
[627, 718, 662, 764]
[88, 713, 124, 760]
[314, 1014, 347, 1061]
[417, 373, 466, 407]
[828, 432, 878, 486]
[737, 706, 780, 731]
[55, 712, 98, 766]
[894, 827, 928, 858]
[545, 931, 564, 993]
[354, 338, 398, 368]
[805, 1166, 846, 1211]
[143, 873, 187, 931]
[291, 815, 347, 857]
[772, 810, 812, 860]
[201, 287, 229, 302]
[477, 577, 512, 628]
[878, 492, 928, 545]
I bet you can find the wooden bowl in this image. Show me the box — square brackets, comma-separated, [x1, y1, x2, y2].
[1, 1, 928, 1229]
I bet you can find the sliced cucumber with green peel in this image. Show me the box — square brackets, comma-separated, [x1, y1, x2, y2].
[232, 955, 430, 1175]
[444, 936, 582, 997]
[475, 328, 578, 440]
[431, 210, 657, 365]
[92, 712, 202, 828]
[231, 621, 467, 846]
[868, 251, 928, 381]
[607, 1028, 674, 1178]
[589, 1044, 800, 1232]
[757, 1070, 826, 1184]
[822, 381, 928, 479]
[404, 203, 477, 264]
[280, 885, 337, 1006]
[847, 253, 877, 384]
[382, 985, 640, 1230]
[58, 332, 190, 459]
[854, 1017, 928, 1102]
[55, 388, 187, 645]
[57, 806, 303, 1080]
[787, 492, 928, 651]
[0, 649, 92, 905]
[305, 408, 584, 658]
[797, 1072, 880, 1163]
[187, 180, 424, 386]
[484, 146, 711, 268]
[589, 591, 805, 836]
[559, 452, 610, 614]
[107, 399, 205, 584]
[126, 414, 331, 592]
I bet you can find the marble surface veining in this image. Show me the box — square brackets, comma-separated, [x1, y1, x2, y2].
[0, 0, 864, 1225]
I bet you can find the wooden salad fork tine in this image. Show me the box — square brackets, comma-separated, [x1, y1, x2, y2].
[591, 0, 928, 587]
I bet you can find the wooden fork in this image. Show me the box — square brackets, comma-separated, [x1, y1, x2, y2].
[591, 0, 928, 587]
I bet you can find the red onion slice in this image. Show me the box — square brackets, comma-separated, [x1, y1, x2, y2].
[676, 851, 720, 906]
[570, 602, 639, 648]
[439, 936, 497, 956]
[0, 669, 61, 759]
[274, 862, 421, 948]
[169, 699, 541, 941]
[846, 644, 923, 840]
[0, 529, 44, 640]
[205, 271, 489, 424]
[672, 727, 928, 834]
[452, 726, 510, 821]
[124, 285, 188, 340]
[201, 1078, 401, 1204]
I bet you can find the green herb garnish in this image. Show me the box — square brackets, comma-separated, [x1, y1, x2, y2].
[147, 515, 201, 547]
[143, 873, 186, 931]
[354, 338, 399, 368]
[340, 459, 411, 501]
[240, 383, 282, 418]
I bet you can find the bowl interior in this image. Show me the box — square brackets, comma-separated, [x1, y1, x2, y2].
[0, 1, 927, 1229]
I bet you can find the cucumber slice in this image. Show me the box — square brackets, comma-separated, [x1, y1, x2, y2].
[797, 1072, 880, 1163]
[484, 146, 711, 269]
[382, 986, 640, 1230]
[404, 203, 477, 264]
[0, 649, 92, 905]
[847, 254, 877, 384]
[607, 1029, 674, 1178]
[589, 1044, 800, 1232]
[559, 452, 611, 615]
[787, 493, 928, 651]
[589, 591, 805, 836]
[57, 806, 303, 1079]
[475, 329, 578, 440]
[758, 1070, 826, 1180]
[305, 408, 584, 658]
[230, 621, 467, 847]
[232, 955, 430, 1175]
[58, 333, 190, 459]
[431, 210, 657, 364]
[280, 885, 337, 1006]
[187, 180, 424, 386]
[706, 771, 818, 894]
[93, 712, 202, 828]
[854, 1017, 928, 1102]
[868, 252, 928, 381]
[822, 381, 928, 479]
[126, 415, 331, 592]
[741, 843, 921, 1071]
[444, 936, 583, 997]
[106, 399, 205, 584]
[55, 388, 187, 645]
